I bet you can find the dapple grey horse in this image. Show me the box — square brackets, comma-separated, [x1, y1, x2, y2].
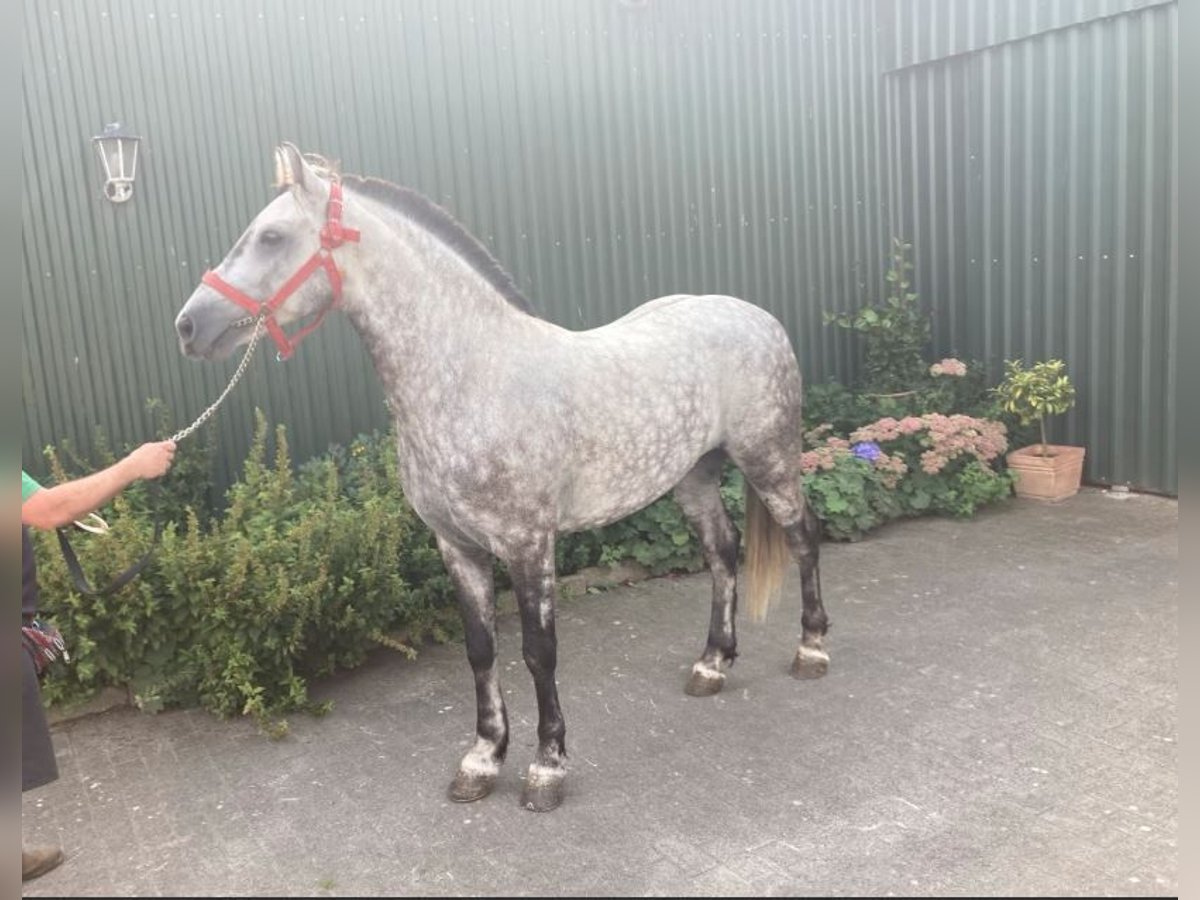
[175, 144, 829, 812]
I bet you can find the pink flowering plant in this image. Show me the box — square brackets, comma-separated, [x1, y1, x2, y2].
[799, 425, 904, 540]
[851, 413, 1012, 518]
[801, 238, 1020, 538]
[801, 413, 1014, 539]
[930, 358, 968, 378]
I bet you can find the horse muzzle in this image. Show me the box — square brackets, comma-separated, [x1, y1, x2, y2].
[175, 288, 251, 360]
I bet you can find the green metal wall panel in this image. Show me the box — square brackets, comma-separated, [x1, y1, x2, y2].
[22, 0, 1177, 495]
[22, 0, 887, 490]
[879, 0, 1172, 71]
[885, 0, 1177, 492]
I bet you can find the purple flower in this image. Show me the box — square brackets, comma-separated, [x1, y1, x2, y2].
[852, 441, 882, 462]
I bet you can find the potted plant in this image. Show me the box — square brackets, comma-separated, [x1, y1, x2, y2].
[992, 359, 1084, 500]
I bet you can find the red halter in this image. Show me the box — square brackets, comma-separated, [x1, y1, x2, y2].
[201, 181, 361, 360]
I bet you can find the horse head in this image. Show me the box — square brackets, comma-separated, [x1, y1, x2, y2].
[175, 143, 357, 361]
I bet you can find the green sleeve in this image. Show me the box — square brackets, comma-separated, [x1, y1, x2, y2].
[21, 470, 43, 502]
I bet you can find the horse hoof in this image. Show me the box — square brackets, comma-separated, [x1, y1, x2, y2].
[520, 780, 564, 813]
[519, 766, 565, 812]
[448, 771, 496, 803]
[684, 665, 726, 696]
[790, 646, 830, 680]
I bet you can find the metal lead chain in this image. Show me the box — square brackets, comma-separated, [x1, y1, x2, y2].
[170, 317, 265, 443]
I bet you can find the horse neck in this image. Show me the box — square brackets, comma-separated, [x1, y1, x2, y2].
[338, 194, 544, 410]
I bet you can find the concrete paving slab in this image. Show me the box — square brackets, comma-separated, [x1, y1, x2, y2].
[22, 489, 1176, 896]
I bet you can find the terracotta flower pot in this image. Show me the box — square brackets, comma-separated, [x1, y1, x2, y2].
[1005, 444, 1086, 501]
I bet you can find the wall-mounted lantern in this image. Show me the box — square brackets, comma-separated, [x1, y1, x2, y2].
[91, 122, 141, 203]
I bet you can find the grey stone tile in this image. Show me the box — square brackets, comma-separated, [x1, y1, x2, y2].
[22, 490, 1176, 896]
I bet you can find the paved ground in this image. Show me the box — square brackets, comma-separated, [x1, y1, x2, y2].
[22, 488, 1177, 897]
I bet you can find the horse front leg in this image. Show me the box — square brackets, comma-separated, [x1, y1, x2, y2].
[438, 535, 509, 803]
[509, 536, 567, 812]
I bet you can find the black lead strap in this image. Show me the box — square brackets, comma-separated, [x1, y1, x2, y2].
[54, 483, 164, 597]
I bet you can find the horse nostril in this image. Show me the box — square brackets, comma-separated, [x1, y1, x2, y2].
[176, 314, 195, 342]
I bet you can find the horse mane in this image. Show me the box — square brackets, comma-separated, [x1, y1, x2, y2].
[307, 156, 536, 317]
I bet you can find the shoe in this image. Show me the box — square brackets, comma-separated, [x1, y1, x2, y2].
[22, 845, 65, 881]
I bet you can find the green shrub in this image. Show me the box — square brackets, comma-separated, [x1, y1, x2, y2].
[801, 452, 902, 541]
[34, 412, 458, 733]
[824, 238, 931, 393]
[594, 498, 704, 574]
[991, 358, 1077, 454]
[917, 360, 997, 419]
[804, 363, 996, 438]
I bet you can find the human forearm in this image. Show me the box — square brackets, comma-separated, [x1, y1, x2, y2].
[21, 441, 176, 530]
[21, 459, 140, 529]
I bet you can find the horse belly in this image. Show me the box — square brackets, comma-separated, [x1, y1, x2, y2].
[557, 446, 709, 532]
[556, 390, 722, 532]
[553, 294, 797, 533]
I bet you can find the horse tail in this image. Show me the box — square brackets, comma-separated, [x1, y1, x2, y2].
[744, 485, 790, 623]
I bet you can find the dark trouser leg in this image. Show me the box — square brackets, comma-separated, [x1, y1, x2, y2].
[23, 648, 58, 793]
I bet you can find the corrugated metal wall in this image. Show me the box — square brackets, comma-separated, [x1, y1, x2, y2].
[880, 0, 1170, 69]
[22, 0, 887, 490]
[22, 0, 1177, 494]
[882, 0, 1177, 492]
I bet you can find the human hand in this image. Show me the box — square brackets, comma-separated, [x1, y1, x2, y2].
[124, 441, 177, 481]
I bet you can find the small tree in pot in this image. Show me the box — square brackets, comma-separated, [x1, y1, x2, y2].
[992, 359, 1084, 500]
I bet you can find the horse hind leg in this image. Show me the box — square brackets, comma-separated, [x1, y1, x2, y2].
[738, 462, 832, 679]
[674, 451, 741, 697]
[786, 496, 830, 679]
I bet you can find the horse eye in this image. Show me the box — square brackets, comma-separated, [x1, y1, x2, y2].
[259, 229, 284, 246]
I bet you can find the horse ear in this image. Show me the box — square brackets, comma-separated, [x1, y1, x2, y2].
[273, 142, 320, 193]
